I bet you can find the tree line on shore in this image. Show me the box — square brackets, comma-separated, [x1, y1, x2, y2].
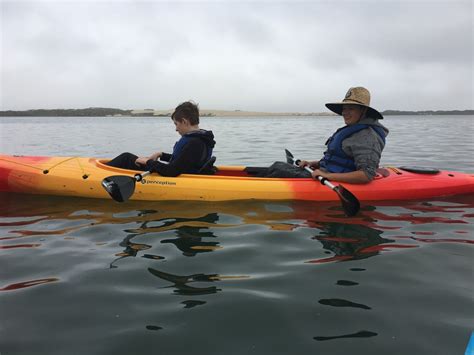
[0, 107, 472, 117]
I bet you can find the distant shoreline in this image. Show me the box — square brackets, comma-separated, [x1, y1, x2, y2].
[0, 108, 472, 117]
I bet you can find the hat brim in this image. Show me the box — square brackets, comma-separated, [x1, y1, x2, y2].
[325, 102, 384, 120]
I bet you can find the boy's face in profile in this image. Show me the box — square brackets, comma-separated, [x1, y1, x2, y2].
[173, 118, 190, 136]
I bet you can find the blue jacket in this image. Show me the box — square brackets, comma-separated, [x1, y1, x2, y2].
[319, 124, 386, 173]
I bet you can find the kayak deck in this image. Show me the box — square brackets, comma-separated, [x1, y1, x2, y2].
[0, 155, 473, 201]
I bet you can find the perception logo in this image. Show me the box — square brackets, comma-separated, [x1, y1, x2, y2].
[141, 179, 177, 186]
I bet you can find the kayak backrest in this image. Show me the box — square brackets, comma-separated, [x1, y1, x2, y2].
[198, 156, 217, 175]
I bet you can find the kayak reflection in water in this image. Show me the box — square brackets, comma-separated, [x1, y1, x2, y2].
[161, 213, 221, 257]
[307, 222, 397, 263]
[106, 101, 216, 177]
[148, 268, 222, 296]
[109, 213, 221, 267]
[109, 233, 158, 268]
[263, 87, 389, 184]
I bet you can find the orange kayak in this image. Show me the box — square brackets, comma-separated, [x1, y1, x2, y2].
[0, 154, 473, 201]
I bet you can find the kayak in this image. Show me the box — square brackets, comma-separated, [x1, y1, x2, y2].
[0, 154, 473, 202]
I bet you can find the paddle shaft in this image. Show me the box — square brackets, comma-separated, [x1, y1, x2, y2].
[101, 170, 151, 190]
[294, 159, 337, 190]
[302, 166, 337, 189]
[135, 170, 152, 181]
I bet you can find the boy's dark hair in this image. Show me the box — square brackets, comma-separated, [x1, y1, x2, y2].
[172, 101, 200, 125]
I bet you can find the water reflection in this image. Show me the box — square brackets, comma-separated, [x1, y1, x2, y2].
[1, 193, 472, 264]
[181, 300, 207, 308]
[314, 330, 378, 341]
[150, 213, 221, 257]
[336, 280, 359, 286]
[146, 325, 163, 331]
[109, 233, 156, 268]
[1, 193, 473, 296]
[133, 215, 230, 261]
[148, 268, 222, 296]
[0, 243, 41, 249]
[109, 213, 222, 268]
[0, 277, 59, 291]
[318, 298, 371, 310]
[305, 222, 417, 264]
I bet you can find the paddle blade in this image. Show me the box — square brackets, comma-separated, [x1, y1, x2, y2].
[334, 185, 360, 217]
[285, 149, 295, 164]
[101, 175, 137, 202]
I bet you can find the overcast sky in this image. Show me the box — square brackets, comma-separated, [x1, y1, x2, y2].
[1, 0, 472, 112]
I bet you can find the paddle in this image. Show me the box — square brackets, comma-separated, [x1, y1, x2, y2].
[285, 149, 360, 217]
[101, 171, 151, 202]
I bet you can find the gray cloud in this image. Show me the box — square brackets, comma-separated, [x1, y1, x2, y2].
[1, 0, 472, 111]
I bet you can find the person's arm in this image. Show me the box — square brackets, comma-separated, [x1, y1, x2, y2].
[310, 169, 370, 184]
[160, 152, 172, 162]
[145, 139, 205, 177]
[298, 160, 320, 169]
[135, 151, 172, 167]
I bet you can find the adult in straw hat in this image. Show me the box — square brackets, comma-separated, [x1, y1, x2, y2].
[264, 87, 389, 184]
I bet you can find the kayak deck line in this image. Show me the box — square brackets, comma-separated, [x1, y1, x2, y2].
[0, 156, 90, 178]
[0, 157, 46, 172]
[1, 154, 473, 202]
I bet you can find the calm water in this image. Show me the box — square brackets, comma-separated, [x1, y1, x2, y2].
[0, 115, 473, 355]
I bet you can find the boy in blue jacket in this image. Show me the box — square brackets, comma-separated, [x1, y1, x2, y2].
[107, 101, 215, 177]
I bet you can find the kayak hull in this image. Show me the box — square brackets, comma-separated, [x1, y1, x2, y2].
[0, 155, 473, 202]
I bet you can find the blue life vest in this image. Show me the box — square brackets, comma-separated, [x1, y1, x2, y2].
[170, 132, 213, 173]
[319, 124, 386, 173]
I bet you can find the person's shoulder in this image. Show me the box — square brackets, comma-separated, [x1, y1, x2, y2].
[345, 125, 380, 143]
[352, 125, 376, 135]
[186, 130, 216, 148]
[185, 136, 205, 144]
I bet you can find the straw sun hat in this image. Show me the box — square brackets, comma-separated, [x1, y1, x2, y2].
[325, 87, 383, 120]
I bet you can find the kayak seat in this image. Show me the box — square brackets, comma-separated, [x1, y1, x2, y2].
[198, 156, 217, 175]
